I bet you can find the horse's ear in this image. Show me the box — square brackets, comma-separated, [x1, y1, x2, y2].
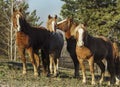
[81, 24, 86, 30]
[13, 7, 16, 12]
[55, 15, 57, 19]
[48, 15, 52, 19]
[19, 8, 23, 13]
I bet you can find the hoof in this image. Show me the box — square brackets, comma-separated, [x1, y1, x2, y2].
[47, 73, 53, 77]
[91, 81, 96, 85]
[22, 71, 27, 75]
[74, 73, 80, 78]
[82, 80, 86, 84]
[108, 81, 111, 86]
[34, 72, 39, 77]
[99, 80, 103, 85]
[115, 81, 119, 85]
[53, 73, 59, 77]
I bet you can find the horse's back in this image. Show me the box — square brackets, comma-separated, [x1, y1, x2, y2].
[88, 36, 113, 60]
[50, 32, 64, 47]
[29, 27, 51, 49]
[49, 32, 64, 57]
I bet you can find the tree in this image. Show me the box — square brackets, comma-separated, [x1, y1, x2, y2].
[0, 0, 43, 60]
[60, 0, 120, 43]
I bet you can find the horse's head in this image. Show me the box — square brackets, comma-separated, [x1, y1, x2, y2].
[75, 24, 87, 47]
[46, 15, 57, 32]
[12, 8, 23, 31]
[57, 17, 73, 32]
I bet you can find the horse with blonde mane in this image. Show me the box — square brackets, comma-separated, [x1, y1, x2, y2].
[45, 15, 64, 77]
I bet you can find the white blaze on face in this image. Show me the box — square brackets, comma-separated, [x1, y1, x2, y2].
[52, 21, 55, 32]
[57, 19, 67, 25]
[16, 14, 21, 31]
[77, 28, 84, 47]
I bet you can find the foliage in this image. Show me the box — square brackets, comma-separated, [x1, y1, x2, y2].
[60, 0, 120, 44]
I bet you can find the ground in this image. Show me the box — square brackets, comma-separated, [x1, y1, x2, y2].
[0, 57, 119, 87]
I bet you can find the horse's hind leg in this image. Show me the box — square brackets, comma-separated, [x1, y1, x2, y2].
[95, 60, 105, 84]
[106, 56, 116, 85]
[78, 58, 86, 84]
[53, 58, 59, 77]
[27, 48, 38, 76]
[88, 56, 95, 85]
[41, 50, 49, 76]
[18, 48, 27, 75]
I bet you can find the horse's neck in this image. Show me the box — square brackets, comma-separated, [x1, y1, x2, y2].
[84, 34, 94, 46]
[65, 30, 71, 39]
[19, 18, 31, 34]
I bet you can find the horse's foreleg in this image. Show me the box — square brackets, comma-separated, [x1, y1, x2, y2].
[53, 58, 59, 77]
[27, 48, 38, 76]
[95, 60, 105, 84]
[78, 58, 86, 84]
[88, 56, 95, 85]
[18, 48, 27, 75]
[34, 51, 40, 75]
[56, 59, 59, 73]
[69, 52, 79, 77]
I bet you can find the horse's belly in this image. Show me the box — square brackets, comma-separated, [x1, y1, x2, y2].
[76, 46, 92, 59]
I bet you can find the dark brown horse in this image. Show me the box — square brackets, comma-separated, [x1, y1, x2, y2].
[57, 18, 118, 85]
[57, 18, 80, 77]
[44, 14, 64, 76]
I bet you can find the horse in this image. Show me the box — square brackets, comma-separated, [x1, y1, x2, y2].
[73, 24, 120, 85]
[12, 8, 47, 76]
[56, 18, 118, 85]
[57, 18, 80, 78]
[45, 15, 64, 76]
[112, 42, 120, 85]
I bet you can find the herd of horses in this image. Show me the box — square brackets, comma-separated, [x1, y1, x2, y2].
[12, 8, 120, 85]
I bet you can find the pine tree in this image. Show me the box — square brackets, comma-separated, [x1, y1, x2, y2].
[60, 0, 120, 44]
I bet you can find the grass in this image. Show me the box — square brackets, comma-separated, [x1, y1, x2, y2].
[0, 57, 119, 87]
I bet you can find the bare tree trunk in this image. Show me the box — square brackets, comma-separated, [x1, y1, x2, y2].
[14, 32, 17, 61]
[10, 0, 13, 60]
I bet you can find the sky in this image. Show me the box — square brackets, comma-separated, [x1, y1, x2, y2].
[27, 0, 64, 26]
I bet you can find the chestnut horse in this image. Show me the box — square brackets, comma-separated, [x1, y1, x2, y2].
[57, 18, 118, 85]
[12, 8, 57, 76]
[74, 24, 116, 85]
[12, 8, 46, 76]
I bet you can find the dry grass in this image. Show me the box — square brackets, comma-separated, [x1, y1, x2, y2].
[0, 57, 119, 87]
